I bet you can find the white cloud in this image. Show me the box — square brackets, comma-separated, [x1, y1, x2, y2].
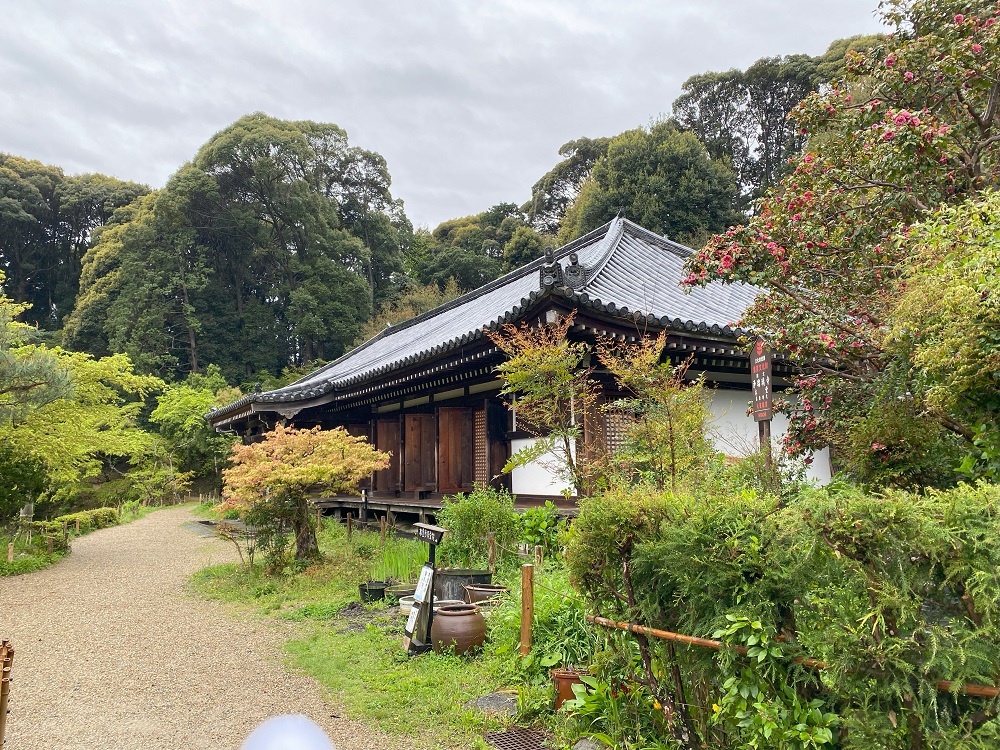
[0, 0, 885, 227]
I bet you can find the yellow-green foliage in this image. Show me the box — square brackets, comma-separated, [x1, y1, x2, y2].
[31, 506, 121, 535]
[221, 425, 389, 563]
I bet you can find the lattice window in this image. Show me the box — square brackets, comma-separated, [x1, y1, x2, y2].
[603, 412, 632, 456]
[474, 407, 488, 485]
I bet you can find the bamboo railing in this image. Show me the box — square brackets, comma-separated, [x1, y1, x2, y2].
[586, 615, 1000, 699]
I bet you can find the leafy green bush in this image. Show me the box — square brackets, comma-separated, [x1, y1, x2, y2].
[486, 567, 598, 682]
[436, 486, 520, 568]
[519, 501, 564, 557]
[567, 482, 1000, 749]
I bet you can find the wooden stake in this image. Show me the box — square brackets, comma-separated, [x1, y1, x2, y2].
[6, 543, 12, 563]
[75, 518, 80, 533]
[315, 509, 322, 528]
[379, 516, 387, 544]
[0, 665, 10, 749]
[346, 513, 353, 541]
[534, 544, 543, 566]
[46, 537, 53, 554]
[520, 563, 534, 656]
[487, 532, 496, 573]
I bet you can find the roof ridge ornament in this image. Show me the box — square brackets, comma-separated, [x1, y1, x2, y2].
[562, 251, 589, 289]
[539, 246, 563, 288]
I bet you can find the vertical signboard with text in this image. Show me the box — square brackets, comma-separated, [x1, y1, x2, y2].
[751, 338, 772, 421]
[750, 338, 773, 467]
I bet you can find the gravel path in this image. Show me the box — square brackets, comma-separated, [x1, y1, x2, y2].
[0, 506, 403, 750]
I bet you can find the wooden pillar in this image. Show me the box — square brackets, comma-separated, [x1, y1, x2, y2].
[520, 563, 534, 655]
[346, 513, 353, 541]
[487, 532, 496, 573]
[534, 545, 543, 567]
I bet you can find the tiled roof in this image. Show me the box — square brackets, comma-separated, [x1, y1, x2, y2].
[209, 217, 758, 421]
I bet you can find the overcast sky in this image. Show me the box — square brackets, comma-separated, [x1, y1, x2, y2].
[1, 1, 887, 229]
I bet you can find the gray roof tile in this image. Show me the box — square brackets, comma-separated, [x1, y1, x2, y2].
[209, 217, 757, 420]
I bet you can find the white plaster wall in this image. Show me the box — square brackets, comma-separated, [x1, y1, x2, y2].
[708, 389, 832, 485]
[510, 437, 574, 496]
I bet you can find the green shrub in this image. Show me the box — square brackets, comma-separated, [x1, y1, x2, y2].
[489, 566, 597, 674]
[436, 486, 520, 568]
[31, 506, 121, 536]
[566, 482, 1000, 749]
[519, 501, 564, 557]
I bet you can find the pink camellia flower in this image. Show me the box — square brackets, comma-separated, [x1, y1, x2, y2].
[904, 71, 914, 81]
[885, 55, 896, 67]
[883, 129, 896, 141]
[955, 13, 964, 23]
[972, 43, 983, 53]
[893, 112, 910, 125]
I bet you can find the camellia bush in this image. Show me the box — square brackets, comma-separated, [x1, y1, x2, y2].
[566, 482, 1000, 749]
[683, 0, 1000, 486]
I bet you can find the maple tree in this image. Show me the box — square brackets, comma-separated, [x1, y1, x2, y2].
[684, 0, 1000, 482]
[220, 425, 389, 562]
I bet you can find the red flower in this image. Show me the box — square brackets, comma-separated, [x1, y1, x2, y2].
[955, 13, 964, 23]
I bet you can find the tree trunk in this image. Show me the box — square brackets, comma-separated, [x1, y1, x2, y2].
[292, 495, 320, 561]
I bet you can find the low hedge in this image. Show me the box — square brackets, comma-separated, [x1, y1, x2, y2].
[30, 506, 121, 536]
[566, 481, 1000, 750]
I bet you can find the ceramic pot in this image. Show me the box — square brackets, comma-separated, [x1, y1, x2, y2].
[463, 583, 510, 604]
[398, 596, 416, 615]
[358, 580, 388, 602]
[551, 668, 589, 709]
[430, 603, 486, 655]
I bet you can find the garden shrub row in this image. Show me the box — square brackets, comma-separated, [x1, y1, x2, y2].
[566, 481, 1000, 749]
[30, 506, 121, 536]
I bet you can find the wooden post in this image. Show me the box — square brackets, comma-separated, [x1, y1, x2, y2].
[520, 563, 534, 656]
[346, 513, 353, 541]
[379, 516, 387, 544]
[46, 536, 53, 554]
[6, 543, 12, 563]
[62, 520, 68, 538]
[759, 419, 773, 470]
[0, 664, 10, 749]
[534, 544, 543, 566]
[75, 518, 81, 533]
[487, 532, 496, 573]
[315, 509, 322, 529]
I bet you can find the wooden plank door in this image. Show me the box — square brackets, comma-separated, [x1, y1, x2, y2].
[375, 419, 401, 493]
[438, 407, 474, 494]
[404, 414, 436, 491]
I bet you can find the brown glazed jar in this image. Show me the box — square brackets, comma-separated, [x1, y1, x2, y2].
[430, 603, 487, 655]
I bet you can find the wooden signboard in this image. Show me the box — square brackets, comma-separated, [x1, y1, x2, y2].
[750, 338, 772, 422]
[403, 563, 436, 653]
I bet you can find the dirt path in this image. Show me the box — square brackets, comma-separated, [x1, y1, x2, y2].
[0, 506, 402, 750]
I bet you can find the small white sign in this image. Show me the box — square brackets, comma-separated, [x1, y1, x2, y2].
[413, 564, 434, 603]
[404, 604, 420, 632]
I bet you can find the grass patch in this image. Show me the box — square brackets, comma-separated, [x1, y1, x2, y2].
[190, 520, 529, 748]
